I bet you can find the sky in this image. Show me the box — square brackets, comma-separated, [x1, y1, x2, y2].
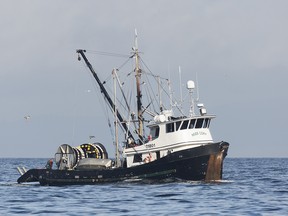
[1, 0, 288, 158]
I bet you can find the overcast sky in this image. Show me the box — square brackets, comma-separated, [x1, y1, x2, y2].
[1, 0, 287, 158]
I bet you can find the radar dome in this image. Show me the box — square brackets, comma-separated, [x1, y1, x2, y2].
[187, 80, 195, 90]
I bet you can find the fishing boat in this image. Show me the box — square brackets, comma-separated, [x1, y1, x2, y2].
[17, 32, 229, 185]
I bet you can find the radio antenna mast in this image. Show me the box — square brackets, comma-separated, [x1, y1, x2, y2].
[196, 71, 200, 102]
[179, 66, 183, 111]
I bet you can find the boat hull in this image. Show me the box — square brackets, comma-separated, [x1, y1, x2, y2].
[17, 142, 229, 186]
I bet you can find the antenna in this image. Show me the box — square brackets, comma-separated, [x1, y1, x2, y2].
[187, 80, 195, 116]
[157, 76, 163, 112]
[134, 28, 138, 51]
[179, 66, 183, 110]
[196, 71, 200, 102]
[168, 79, 173, 110]
[168, 64, 173, 109]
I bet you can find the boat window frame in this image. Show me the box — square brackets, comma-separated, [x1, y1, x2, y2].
[175, 121, 182, 131]
[150, 125, 160, 139]
[133, 154, 142, 163]
[195, 118, 204, 128]
[180, 120, 189, 130]
[166, 122, 175, 133]
[203, 118, 210, 128]
[189, 119, 196, 129]
[156, 151, 160, 159]
[207, 119, 211, 128]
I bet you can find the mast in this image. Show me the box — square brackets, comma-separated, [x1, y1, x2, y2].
[77, 49, 134, 142]
[113, 69, 120, 167]
[133, 29, 144, 141]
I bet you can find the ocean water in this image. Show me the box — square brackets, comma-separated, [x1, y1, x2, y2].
[0, 158, 287, 215]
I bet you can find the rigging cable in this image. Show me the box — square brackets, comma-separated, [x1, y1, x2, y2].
[81, 60, 118, 146]
[85, 50, 131, 58]
[140, 57, 185, 115]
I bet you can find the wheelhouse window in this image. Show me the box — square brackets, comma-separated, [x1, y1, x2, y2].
[166, 122, 175, 133]
[164, 118, 210, 132]
[195, 118, 204, 128]
[133, 154, 142, 163]
[189, 119, 196, 129]
[203, 118, 211, 128]
[150, 126, 160, 139]
[180, 120, 189, 130]
[176, 121, 182, 131]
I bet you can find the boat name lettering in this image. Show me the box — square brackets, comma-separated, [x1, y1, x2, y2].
[192, 131, 207, 136]
[145, 143, 155, 148]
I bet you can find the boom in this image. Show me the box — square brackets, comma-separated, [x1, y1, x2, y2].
[76, 49, 134, 141]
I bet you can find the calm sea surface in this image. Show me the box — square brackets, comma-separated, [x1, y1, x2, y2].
[0, 158, 287, 215]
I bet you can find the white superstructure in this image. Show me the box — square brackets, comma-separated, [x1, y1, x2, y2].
[124, 109, 215, 168]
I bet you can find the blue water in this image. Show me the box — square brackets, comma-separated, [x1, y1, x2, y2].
[0, 158, 287, 215]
